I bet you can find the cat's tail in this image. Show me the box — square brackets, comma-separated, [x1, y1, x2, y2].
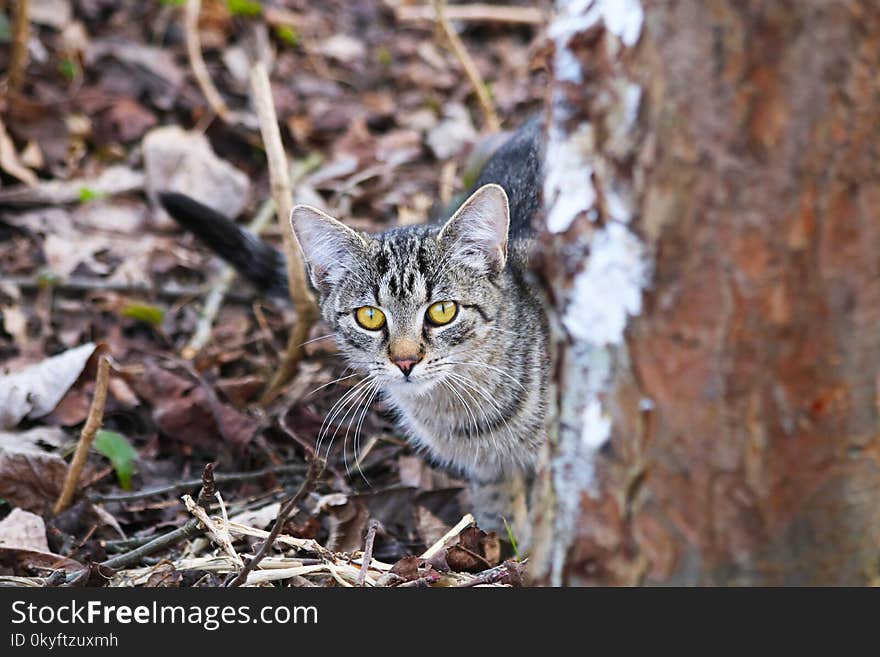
[158, 192, 289, 300]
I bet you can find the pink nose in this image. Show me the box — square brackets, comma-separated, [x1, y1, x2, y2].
[392, 357, 420, 377]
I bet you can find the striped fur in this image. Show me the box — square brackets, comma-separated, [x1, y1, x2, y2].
[161, 116, 550, 533]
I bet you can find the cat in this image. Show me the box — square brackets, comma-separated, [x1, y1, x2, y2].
[160, 114, 549, 542]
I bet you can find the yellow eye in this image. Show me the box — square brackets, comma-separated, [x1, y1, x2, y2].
[355, 306, 386, 330]
[426, 301, 458, 326]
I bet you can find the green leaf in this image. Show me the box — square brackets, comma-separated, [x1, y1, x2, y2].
[78, 187, 107, 203]
[59, 58, 77, 82]
[35, 270, 62, 289]
[376, 46, 392, 68]
[160, 0, 186, 6]
[274, 25, 299, 47]
[502, 517, 520, 561]
[120, 302, 165, 327]
[93, 430, 138, 490]
[226, 0, 262, 17]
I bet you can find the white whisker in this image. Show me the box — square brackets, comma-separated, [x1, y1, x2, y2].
[442, 360, 529, 392]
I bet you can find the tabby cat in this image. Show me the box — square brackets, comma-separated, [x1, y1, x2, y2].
[160, 115, 549, 540]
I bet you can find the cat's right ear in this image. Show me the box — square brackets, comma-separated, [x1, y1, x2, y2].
[290, 206, 367, 294]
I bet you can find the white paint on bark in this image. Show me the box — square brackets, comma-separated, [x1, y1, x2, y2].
[540, 0, 648, 586]
[544, 123, 595, 233]
[600, 0, 644, 47]
[549, 0, 644, 51]
[563, 222, 648, 346]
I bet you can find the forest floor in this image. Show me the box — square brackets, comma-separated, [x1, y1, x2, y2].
[0, 0, 548, 587]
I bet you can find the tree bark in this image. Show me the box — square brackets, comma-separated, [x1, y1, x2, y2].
[531, 0, 880, 586]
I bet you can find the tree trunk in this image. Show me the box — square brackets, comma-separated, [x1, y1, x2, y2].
[530, 0, 880, 586]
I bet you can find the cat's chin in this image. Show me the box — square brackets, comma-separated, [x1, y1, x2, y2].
[382, 376, 442, 398]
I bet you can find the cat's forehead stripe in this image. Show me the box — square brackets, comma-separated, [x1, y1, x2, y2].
[375, 231, 435, 301]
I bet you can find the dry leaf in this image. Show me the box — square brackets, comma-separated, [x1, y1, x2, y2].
[0, 342, 99, 429]
[0, 119, 39, 187]
[0, 428, 69, 513]
[0, 508, 50, 552]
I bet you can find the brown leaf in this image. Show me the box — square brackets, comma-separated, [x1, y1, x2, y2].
[317, 494, 369, 553]
[144, 563, 183, 587]
[0, 431, 69, 514]
[216, 375, 265, 407]
[389, 555, 426, 581]
[102, 98, 157, 143]
[0, 547, 82, 577]
[446, 545, 488, 573]
[446, 526, 501, 572]
[128, 359, 193, 404]
[152, 387, 258, 450]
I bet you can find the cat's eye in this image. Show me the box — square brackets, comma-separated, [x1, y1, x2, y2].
[426, 301, 458, 326]
[355, 306, 386, 330]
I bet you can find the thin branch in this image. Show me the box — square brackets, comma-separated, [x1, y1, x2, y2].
[183, 492, 244, 568]
[248, 61, 320, 402]
[395, 3, 547, 25]
[432, 0, 500, 132]
[8, 0, 30, 92]
[456, 560, 525, 587]
[397, 573, 441, 587]
[356, 519, 380, 587]
[421, 513, 475, 560]
[67, 464, 217, 580]
[185, 0, 233, 124]
[226, 458, 323, 587]
[89, 463, 306, 504]
[53, 355, 111, 515]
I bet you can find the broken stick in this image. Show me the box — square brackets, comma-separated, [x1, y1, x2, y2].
[249, 61, 320, 402]
[53, 355, 111, 515]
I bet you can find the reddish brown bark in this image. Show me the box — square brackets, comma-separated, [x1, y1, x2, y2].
[532, 1, 880, 585]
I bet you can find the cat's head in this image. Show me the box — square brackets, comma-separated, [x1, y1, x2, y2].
[290, 184, 510, 397]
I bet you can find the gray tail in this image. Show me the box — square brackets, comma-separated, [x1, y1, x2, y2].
[158, 192, 289, 300]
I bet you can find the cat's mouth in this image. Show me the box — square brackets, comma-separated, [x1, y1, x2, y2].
[381, 370, 442, 395]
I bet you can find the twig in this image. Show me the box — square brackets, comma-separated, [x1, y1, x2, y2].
[356, 519, 380, 587]
[90, 463, 306, 504]
[421, 512, 475, 560]
[394, 3, 546, 25]
[432, 0, 500, 132]
[69, 465, 216, 580]
[53, 355, 111, 515]
[226, 458, 323, 587]
[8, 0, 30, 92]
[248, 61, 320, 402]
[183, 492, 244, 568]
[98, 523, 203, 573]
[457, 560, 525, 587]
[397, 573, 441, 587]
[184, 0, 234, 124]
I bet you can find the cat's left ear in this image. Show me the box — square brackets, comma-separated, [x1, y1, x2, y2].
[438, 183, 510, 274]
